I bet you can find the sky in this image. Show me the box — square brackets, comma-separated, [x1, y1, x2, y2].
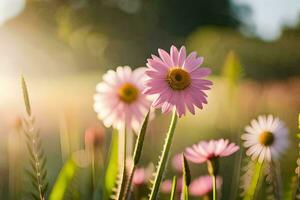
[233, 0, 300, 41]
[0, 0, 25, 26]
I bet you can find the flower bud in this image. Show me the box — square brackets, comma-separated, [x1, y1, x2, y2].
[84, 125, 104, 149]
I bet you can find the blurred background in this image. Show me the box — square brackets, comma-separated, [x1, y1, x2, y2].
[0, 0, 299, 199]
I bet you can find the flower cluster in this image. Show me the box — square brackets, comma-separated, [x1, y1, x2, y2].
[19, 44, 294, 200]
[91, 45, 291, 200]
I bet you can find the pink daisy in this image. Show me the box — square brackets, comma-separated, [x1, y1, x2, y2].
[185, 139, 239, 164]
[189, 175, 222, 197]
[94, 66, 151, 133]
[143, 45, 212, 117]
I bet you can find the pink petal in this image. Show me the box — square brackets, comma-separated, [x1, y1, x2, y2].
[190, 68, 211, 79]
[158, 48, 173, 66]
[145, 70, 166, 79]
[170, 45, 179, 66]
[183, 53, 203, 72]
[147, 57, 168, 71]
[184, 93, 195, 115]
[174, 92, 186, 117]
[178, 46, 186, 66]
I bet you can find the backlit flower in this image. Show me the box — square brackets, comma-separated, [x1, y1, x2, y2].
[189, 175, 222, 197]
[185, 139, 239, 164]
[94, 66, 151, 133]
[143, 45, 212, 117]
[241, 115, 289, 163]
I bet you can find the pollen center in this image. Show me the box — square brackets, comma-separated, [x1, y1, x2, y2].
[167, 67, 191, 90]
[117, 83, 139, 103]
[259, 131, 274, 146]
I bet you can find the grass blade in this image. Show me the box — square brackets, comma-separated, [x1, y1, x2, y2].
[123, 112, 150, 199]
[181, 154, 191, 200]
[104, 130, 119, 199]
[170, 176, 177, 200]
[242, 161, 264, 200]
[49, 158, 77, 200]
[222, 50, 244, 91]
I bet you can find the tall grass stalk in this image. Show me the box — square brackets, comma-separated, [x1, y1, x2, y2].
[21, 75, 48, 200]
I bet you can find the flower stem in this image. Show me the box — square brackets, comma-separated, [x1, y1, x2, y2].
[149, 110, 178, 200]
[115, 128, 128, 200]
[212, 175, 217, 200]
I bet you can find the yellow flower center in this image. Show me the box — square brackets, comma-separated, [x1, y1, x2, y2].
[167, 67, 191, 90]
[117, 83, 139, 104]
[259, 131, 274, 146]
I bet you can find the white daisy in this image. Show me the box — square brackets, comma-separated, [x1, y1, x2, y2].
[241, 115, 289, 163]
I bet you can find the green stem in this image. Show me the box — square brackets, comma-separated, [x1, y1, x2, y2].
[212, 175, 217, 200]
[149, 110, 178, 200]
[114, 128, 128, 200]
[118, 128, 127, 200]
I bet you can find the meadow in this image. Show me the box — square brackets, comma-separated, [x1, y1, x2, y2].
[0, 1, 300, 200]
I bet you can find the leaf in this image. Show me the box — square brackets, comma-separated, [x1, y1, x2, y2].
[133, 112, 150, 165]
[222, 50, 244, 90]
[123, 112, 150, 199]
[181, 155, 191, 200]
[104, 129, 119, 199]
[242, 161, 264, 200]
[182, 155, 191, 186]
[170, 176, 177, 200]
[49, 158, 77, 200]
[148, 110, 178, 200]
[21, 75, 32, 116]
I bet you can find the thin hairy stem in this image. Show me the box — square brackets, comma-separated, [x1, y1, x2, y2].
[149, 110, 178, 200]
